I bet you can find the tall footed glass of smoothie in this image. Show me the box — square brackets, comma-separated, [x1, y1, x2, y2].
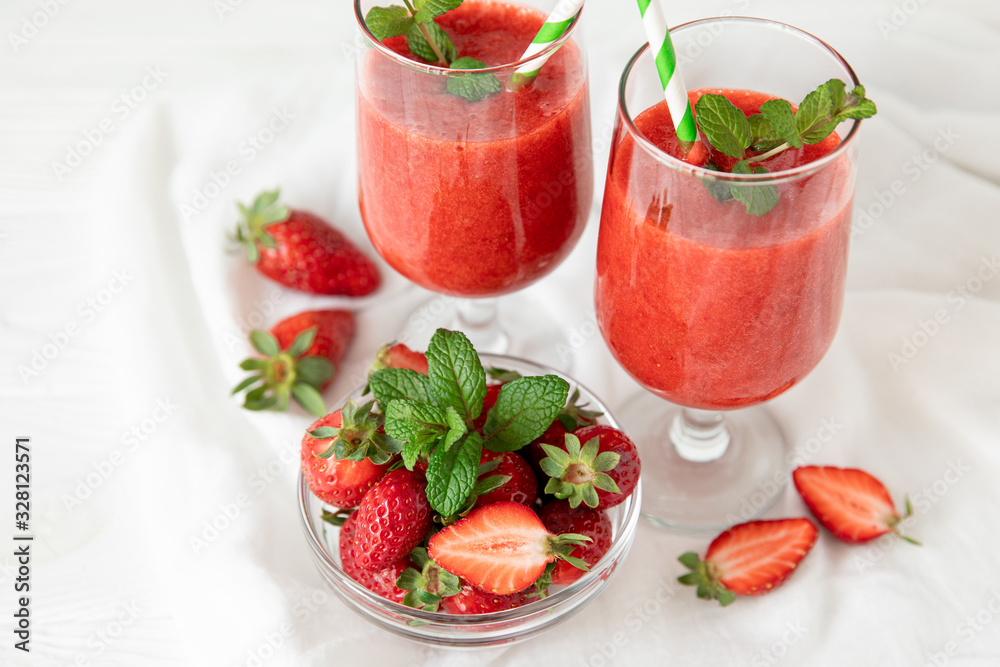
[355, 0, 592, 358]
[596, 18, 870, 532]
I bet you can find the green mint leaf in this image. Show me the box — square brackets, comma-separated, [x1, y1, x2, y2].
[425, 431, 482, 515]
[487, 367, 523, 383]
[796, 84, 839, 144]
[369, 367, 432, 405]
[426, 329, 487, 423]
[406, 21, 457, 64]
[747, 114, 782, 152]
[694, 94, 752, 159]
[401, 439, 432, 470]
[700, 162, 734, 203]
[483, 375, 570, 453]
[365, 5, 415, 41]
[384, 399, 449, 446]
[758, 99, 801, 148]
[442, 407, 467, 451]
[413, 0, 461, 23]
[730, 161, 779, 216]
[836, 97, 877, 121]
[833, 83, 878, 121]
[446, 57, 501, 103]
[825, 79, 847, 111]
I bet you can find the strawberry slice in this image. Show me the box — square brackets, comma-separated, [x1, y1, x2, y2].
[793, 466, 919, 544]
[427, 502, 590, 595]
[679, 518, 818, 606]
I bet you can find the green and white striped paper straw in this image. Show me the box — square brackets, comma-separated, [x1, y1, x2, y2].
[508, 0, 585, 91]
[636, 0, 698, 144]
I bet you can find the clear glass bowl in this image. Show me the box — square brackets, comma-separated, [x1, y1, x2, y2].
[297, 353, 642, 647]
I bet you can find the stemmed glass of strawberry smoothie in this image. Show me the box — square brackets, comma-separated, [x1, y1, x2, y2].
[596, 18, 863, 532]
[354, 0, 592, 359]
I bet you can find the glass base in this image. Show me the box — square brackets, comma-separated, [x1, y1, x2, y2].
[617, 391, 792, 534]
[394, 295, 573, 372]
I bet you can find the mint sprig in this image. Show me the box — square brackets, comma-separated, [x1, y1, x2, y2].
[694, 79, 877, 216]
[350, 328, 571, 517]
[364, 0, 500, 101]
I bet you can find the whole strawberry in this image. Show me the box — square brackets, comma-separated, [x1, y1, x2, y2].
[353, 468, 433, 572]
[539, 425, 640, 510]
[233, 309, 354, 416]
[679, 518, 818, 606]
[539, 501, 612, 586]
[233, 189, 380, 296]
[339, 511, 410, 604]
[472, 449, 537, 508]
[370, 342, 428, 374]
[441, 583, 539, 615]
[793, 466, 920, 545]
[523, 389, 602, 484]
[301, 403, 395, 508]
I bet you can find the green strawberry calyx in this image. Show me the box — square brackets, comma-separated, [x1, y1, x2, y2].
[233, 189, 291, 265]
[677, 551, 737, 607]
[540, 433, 621, 509]
[556, 387, 603, 431]
[396, 547, 462, 612]
[232, 326, 332, 417]
[309, 399, 401, 466]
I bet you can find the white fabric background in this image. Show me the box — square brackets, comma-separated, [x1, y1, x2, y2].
[1, 0, 999, 665]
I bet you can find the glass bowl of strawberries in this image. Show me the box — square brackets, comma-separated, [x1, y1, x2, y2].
[297, 330, 642, 647]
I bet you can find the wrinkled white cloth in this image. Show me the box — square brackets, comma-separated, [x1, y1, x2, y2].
[2, 0, 999, 665]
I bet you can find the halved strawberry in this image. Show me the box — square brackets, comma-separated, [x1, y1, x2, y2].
[353, 468, 433, 572]
[233, 309, 354, 416]
[440, 583, 539, 614]
[371, 342, 429, 374]
[339, 511, 410, 604]
[301, 404, 394, 508]
[679, 518, 818, 606]
[427, 501, 590, 595]
[540, 425, 640, 510]
[793, 466, 919, 544]
[538, 501, 612, 586]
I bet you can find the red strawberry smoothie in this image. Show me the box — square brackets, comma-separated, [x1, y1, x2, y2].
[596, 90, 853, 410]
[357, 0, 592, 297]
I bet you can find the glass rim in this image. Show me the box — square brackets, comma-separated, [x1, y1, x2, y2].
[618, 16, 863, 185]
[297, 351, 642, 626]
[353, 0, 583, 75]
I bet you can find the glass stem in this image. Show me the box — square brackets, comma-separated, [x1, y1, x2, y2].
[669, 408, 730, 462]
[453, 298, 509, 354]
